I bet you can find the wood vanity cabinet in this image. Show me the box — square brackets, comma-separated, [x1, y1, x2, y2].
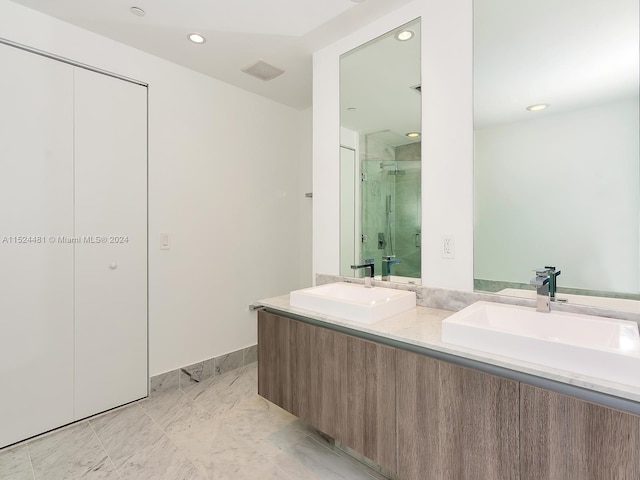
[259, 310, 640, 480]
[520, 384, 640, 480]
[257, 311, 396, 472]
[396, 350, 520, 480]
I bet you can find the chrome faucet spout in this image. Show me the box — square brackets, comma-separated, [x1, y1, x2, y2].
[544, 265, 562, 301]
[530, 268, 551, 312]
[351, 259, 375, 288]
[381, 255, 401, 281]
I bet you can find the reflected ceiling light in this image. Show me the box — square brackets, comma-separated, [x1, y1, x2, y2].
[526, 103, 549, 112]
[188, 33, 206, 44]
[395, 30, 414, 41]
[347, 107, 357, 111]
[130, 6, 145, 16]
[406, 132, 420, 138]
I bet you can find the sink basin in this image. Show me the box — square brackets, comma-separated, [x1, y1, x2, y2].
[442, 301, 640, 387]
[289, 282, 416, 324]
[496, 288, 640, 314]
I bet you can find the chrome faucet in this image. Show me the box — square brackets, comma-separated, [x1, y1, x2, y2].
[382, 255, 401, 281]
[544, 265, 562, 302]
[530, 268, 552, 312]
[351, 258, 375, 288]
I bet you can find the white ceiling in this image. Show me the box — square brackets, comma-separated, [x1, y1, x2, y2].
[7, 0, 416, 109]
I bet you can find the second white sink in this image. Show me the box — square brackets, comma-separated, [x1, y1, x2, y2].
[289, 282, 416, 324]
[442, 301, 640, 387]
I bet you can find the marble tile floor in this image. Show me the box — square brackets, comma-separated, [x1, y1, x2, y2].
[0, 363, 389, 480]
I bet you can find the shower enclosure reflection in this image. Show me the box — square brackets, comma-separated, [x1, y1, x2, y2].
[339, 18, 422, 282]
[360, 134, 421, 279]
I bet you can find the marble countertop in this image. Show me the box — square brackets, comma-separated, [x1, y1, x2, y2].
[259, 294, 640, 405]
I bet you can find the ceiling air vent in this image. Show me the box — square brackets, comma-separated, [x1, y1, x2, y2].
[242, 61, 285, 81]
[411, 84, 422, 95]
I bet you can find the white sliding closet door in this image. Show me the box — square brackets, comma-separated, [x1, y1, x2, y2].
[0, 44, 75, 447]
[73, 68, 148, 419]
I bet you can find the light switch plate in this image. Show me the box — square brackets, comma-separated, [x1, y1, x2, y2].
[160, 232, 170, 250]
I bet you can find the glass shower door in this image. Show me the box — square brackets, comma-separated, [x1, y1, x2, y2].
[360, 159, 421, 280]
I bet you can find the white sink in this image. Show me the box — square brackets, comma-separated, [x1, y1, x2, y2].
[496, 288, 640, 314]
[442, 301, 640, 387]
[289, 282, 416, 324]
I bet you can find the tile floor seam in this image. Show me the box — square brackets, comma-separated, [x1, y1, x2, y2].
[255, 434, 312, 480]
[140, 397, 207, 479]
[172, 385, 221, 425]
[171, 366, 299, 480]
[25, 442, 36, 480]
[87, 419, 124, 480]
[305, 434, 383, 480]
[89, 403, 162, 472]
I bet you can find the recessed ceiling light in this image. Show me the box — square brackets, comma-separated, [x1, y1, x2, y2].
[350, 0, 367, 3]
[130, 6, 145, 17]
[188, 33, 206, 44]
[526, 103, 549, 112]
[395, 30, 414, 41]
[406, 132, 420, 138]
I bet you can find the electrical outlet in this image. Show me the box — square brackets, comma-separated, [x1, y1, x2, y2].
[442, 235, 455, 259]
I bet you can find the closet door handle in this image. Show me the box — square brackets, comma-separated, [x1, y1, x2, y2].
[415, 233, 420, 248]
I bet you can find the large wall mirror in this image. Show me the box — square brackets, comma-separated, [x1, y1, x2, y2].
[339, 18, 422, 283]
[474, 0, 639, 310]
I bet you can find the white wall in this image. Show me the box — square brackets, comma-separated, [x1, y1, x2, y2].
[475, 98, 640, 293]
[312, 0, 473, 290]
[1, 0, 312, 376]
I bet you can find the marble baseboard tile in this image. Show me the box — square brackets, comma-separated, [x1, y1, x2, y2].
[150, 370, 179, 396]
[243, 345, 257, 365]
[215, 350, 243, 375]
[151, 345, 259, 394]
[179, 358, 216, 388]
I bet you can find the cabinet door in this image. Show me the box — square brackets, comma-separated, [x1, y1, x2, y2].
[73, 68, 148, 419]
[308, 328, 396, 472]
[397, 350, 519, 480]
[0, 44, 75, 448]
[343, 335, 396, 473]
[396, 350, 440, 479]
[307, 322, 349, 439]
[520, 384, 640, 479]
[257, 311, 292, 411]
[289, 317, 313, 420]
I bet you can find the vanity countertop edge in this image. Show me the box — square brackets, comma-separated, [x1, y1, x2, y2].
[257, 294, 640, 413]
